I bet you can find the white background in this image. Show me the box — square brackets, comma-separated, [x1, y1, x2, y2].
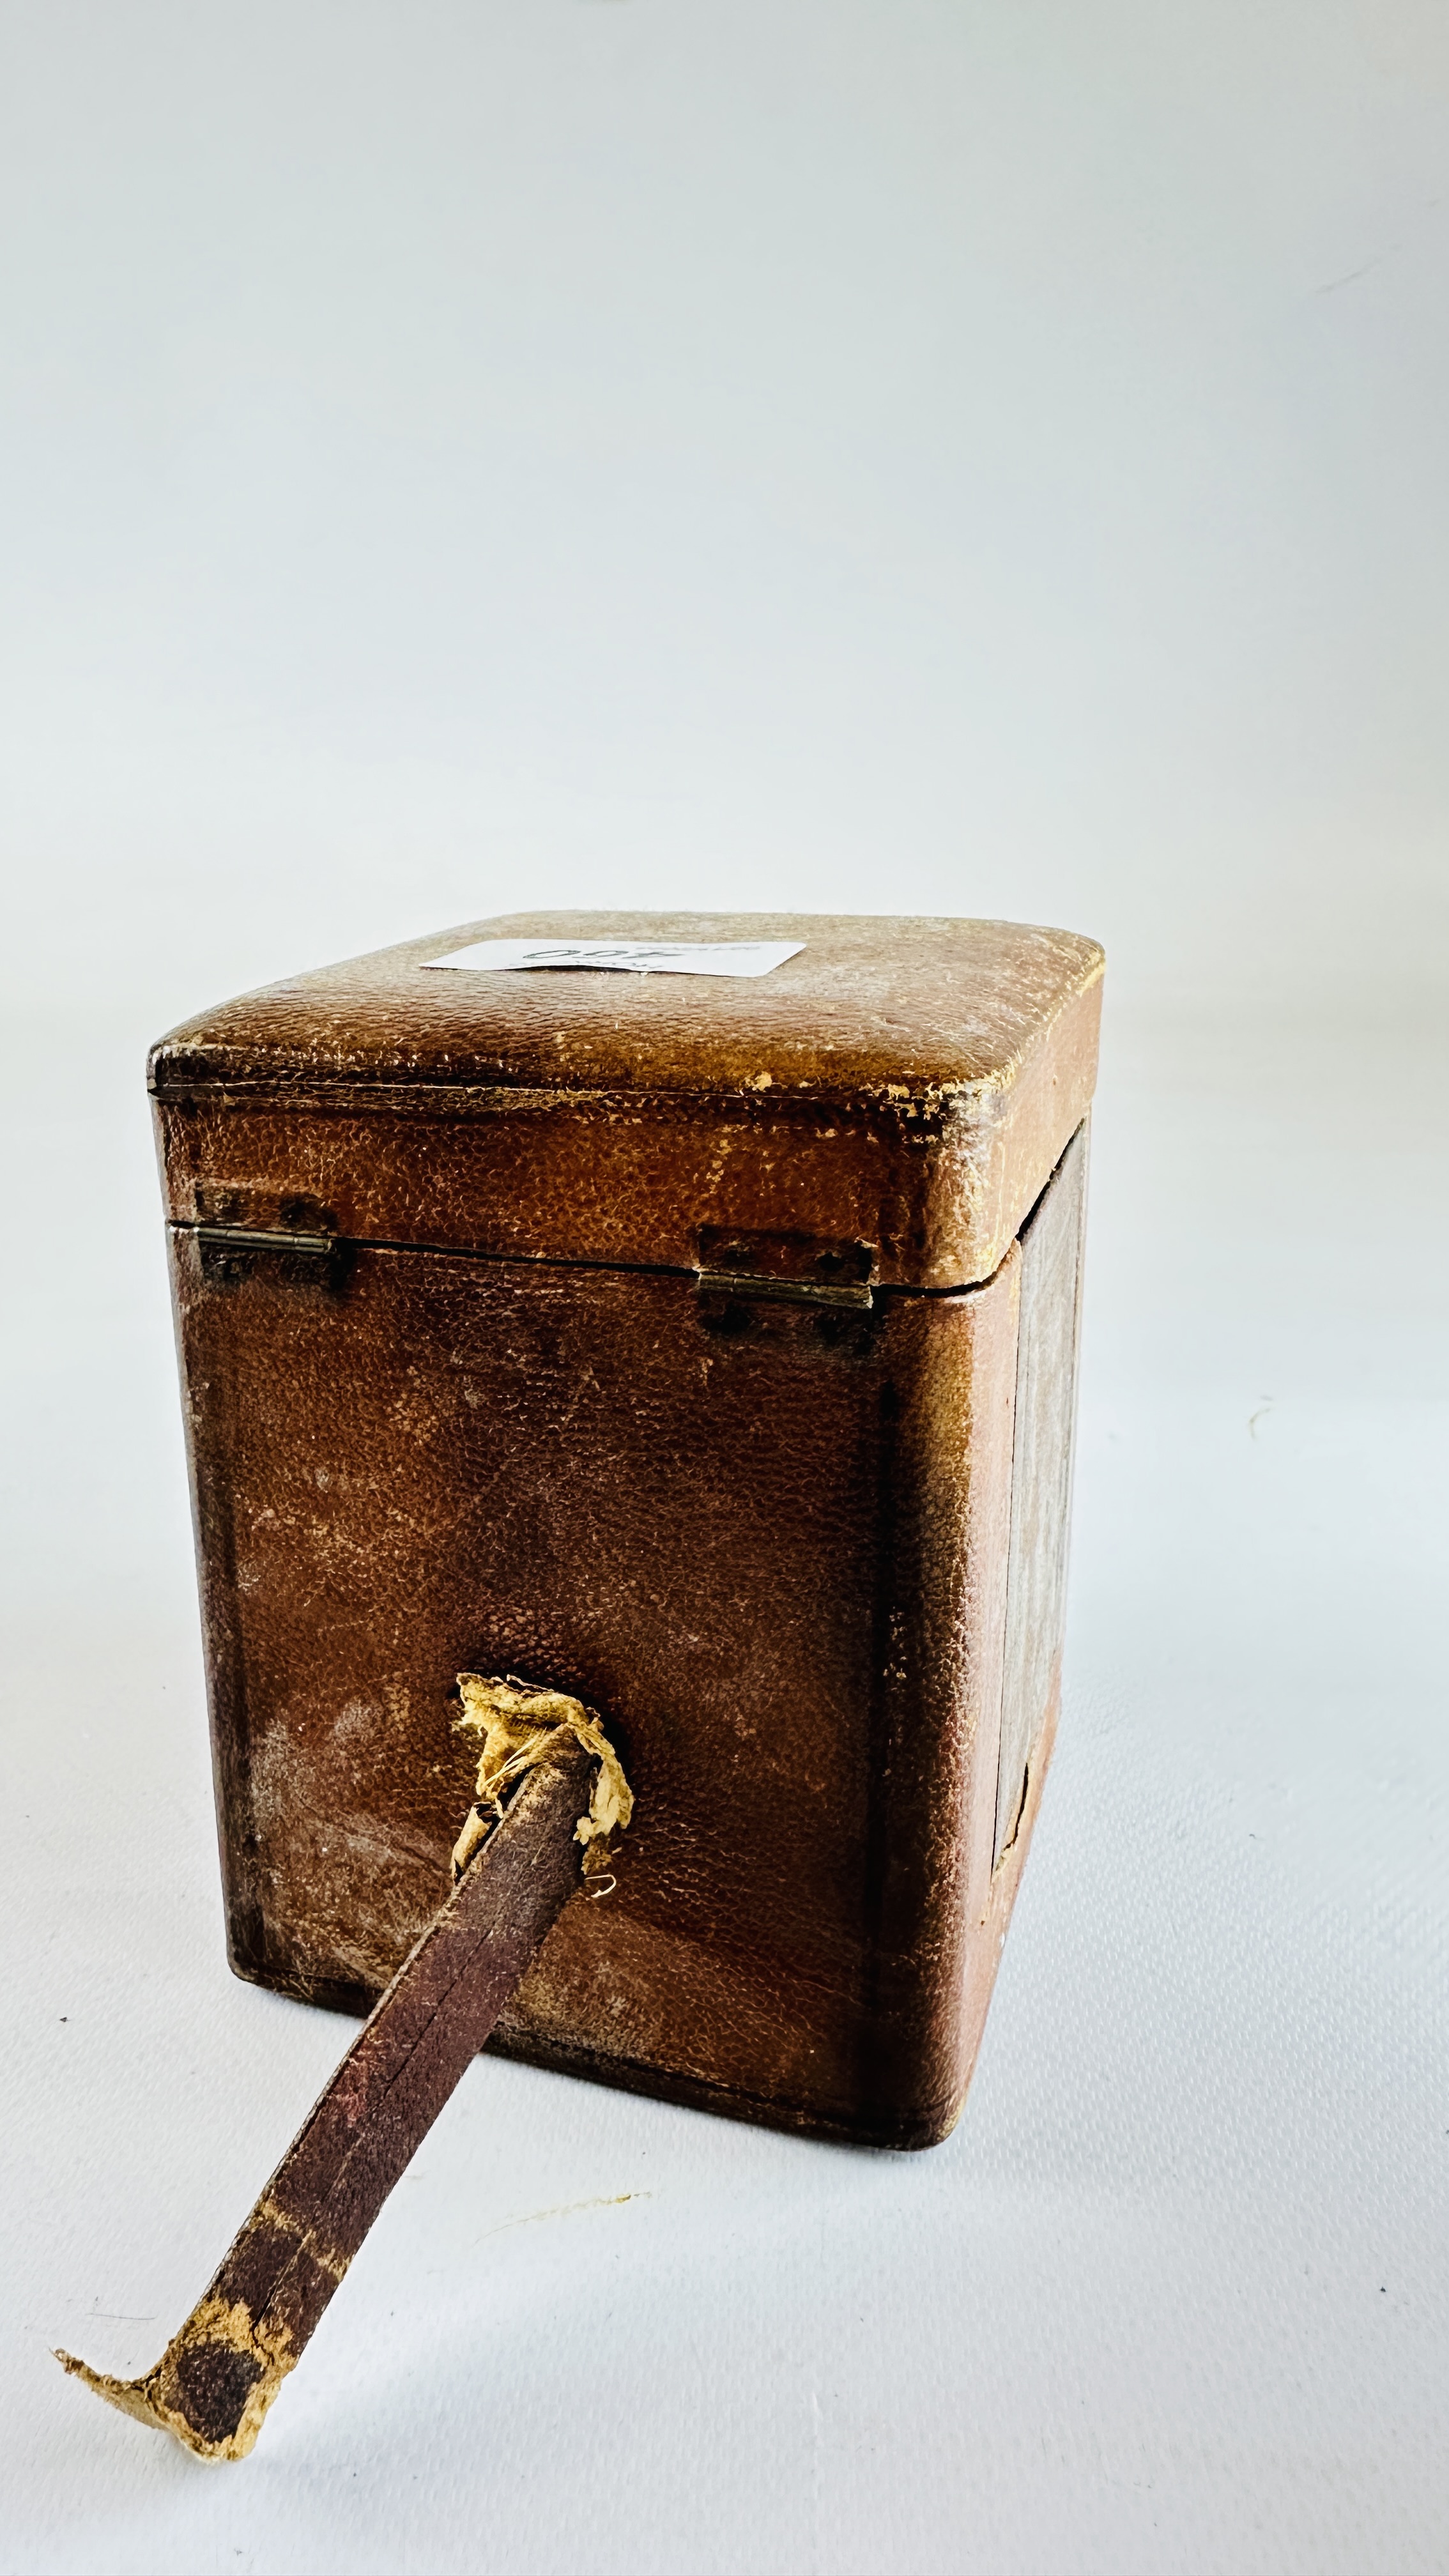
[2, 4, 1446, 2568]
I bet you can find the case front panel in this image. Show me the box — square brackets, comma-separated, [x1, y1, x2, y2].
[171, 1230, 1018, 2144]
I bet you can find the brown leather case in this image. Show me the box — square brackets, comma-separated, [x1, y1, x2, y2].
[151, 911, 1102, 2149]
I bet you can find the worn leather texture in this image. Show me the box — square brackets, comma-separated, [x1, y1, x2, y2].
[154, 915, 1099, 2148]
[150, 911, 1103, 1288]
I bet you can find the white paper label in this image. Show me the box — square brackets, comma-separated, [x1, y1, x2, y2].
[421, 937, 804, 979]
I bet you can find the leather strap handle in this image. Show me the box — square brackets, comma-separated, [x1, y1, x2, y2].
[58, 1743, 594, 2460]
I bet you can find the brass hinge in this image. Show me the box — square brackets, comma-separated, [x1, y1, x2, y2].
[694, 1268, 873, 1311]
[188, 1222, 336, 1259]
[694, 1227, 876, 1312]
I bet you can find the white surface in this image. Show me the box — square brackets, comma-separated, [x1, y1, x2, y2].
[2, 1, 1447, 2566]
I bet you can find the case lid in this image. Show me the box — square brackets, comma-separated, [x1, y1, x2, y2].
[151, 911, 1103, 1290]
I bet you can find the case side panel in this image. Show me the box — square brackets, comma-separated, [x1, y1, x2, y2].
[993, 1119, 1090, 1862]
[856, 1250, 1020, 2143]
[160, 1172, 266, 1981]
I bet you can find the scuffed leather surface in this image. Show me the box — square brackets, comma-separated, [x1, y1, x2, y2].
[150, 909, 1103, 1099]
[151, 912, 1103, 1288]
[156, 917, 1103, 2145]
[171, 1225, 1032, 2148]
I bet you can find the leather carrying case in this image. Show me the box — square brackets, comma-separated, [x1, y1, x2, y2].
[150, 910, 1103, 2150]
